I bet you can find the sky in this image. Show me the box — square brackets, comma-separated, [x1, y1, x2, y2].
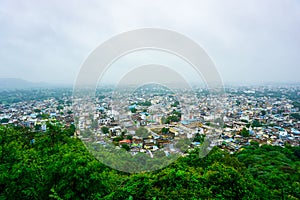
[0, 0, 300, 85]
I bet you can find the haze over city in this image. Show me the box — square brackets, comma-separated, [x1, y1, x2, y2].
[1, 0, 300, 85]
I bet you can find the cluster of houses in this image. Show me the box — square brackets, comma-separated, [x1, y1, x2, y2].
[1, 85, 299, 156]
[0, 97, 74, 129]
[75, 86, 300, 155]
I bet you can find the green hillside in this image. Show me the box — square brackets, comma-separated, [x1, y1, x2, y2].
[1, 125, 299, 199]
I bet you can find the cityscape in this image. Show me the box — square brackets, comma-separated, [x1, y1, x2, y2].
[1, 0, 300, 199]
[1, 84, 299, 156]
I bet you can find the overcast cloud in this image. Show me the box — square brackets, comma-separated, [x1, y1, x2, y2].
[0, 0, 299, 85]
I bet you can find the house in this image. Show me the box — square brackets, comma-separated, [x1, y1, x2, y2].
[119, 139, 131, 145]
[132, 136, 143, 144]
[143, 139, 157, 149]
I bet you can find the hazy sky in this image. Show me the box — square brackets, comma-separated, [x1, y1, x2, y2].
[0, 0, 300, 85]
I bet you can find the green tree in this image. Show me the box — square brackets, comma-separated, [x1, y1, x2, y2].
[126, 135, 133, 140]
[130, 107, 137, 113]
[121, 144, 130, 151]
[34, 109, 41, 113]
[241, 127, 249, 137]
[291, 113, 300, 120]
[161, 127, 169, 134]
[252, 119, 262, 127]
[101, 126, 109, 134]
[0, 118, 9, 123]
[193, 132, 205, 143]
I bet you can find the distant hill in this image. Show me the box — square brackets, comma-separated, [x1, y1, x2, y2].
[0, 78, 50, 89]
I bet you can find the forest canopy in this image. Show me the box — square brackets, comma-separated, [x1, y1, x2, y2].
[0, 125, 299, 199]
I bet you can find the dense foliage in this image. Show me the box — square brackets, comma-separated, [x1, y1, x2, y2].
[0, 125, 299, 199]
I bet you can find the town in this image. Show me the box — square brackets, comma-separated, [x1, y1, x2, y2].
[1, 84, 300, 157]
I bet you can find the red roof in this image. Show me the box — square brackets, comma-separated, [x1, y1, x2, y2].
[119, 139, 131, 144]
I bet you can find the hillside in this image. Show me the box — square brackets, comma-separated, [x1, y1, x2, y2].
[0, 124, 299, 199]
